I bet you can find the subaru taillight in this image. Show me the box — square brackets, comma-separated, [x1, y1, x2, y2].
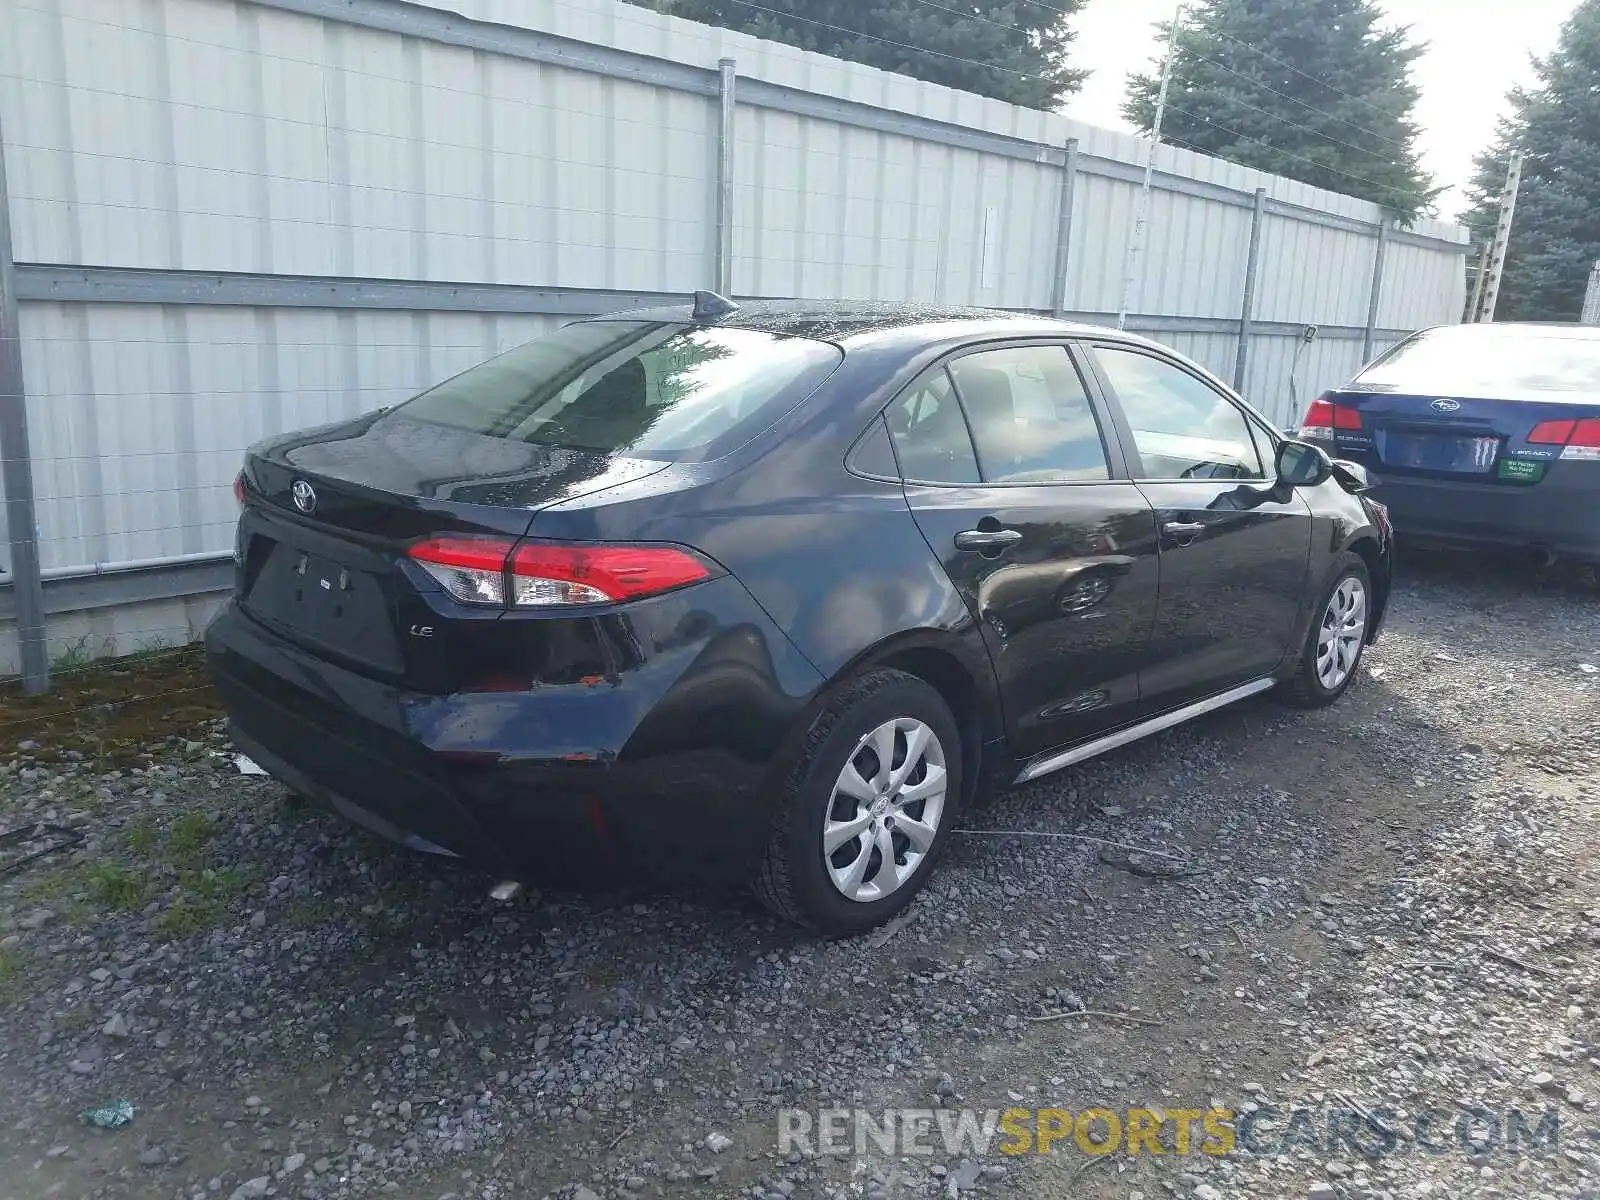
[1302, 396, 1363, 432]
[407, 538, 716, 608]
[1529, 418, 1600, 450]
[233, 471, 248, 507]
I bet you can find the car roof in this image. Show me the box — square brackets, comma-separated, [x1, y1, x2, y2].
[582, 299, 1135, 346]
[1414, 322, 1600, 341]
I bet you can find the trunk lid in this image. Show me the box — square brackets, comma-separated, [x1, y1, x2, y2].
[1321, 388, 1600, 486]
[231, 316, 842, 689]
[237, 413, 670, 687]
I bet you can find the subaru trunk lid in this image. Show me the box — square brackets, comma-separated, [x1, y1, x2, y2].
[1301, 324, 1600, 485]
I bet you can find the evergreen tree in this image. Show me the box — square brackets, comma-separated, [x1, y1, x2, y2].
[1463, 0, 1600, 323]
[631, 0, 1086, 109]
[1123, 0, 1433, 221]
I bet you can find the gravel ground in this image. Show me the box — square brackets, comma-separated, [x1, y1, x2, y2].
[1, 550, 1597, 1200]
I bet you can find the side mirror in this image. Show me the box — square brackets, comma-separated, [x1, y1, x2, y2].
[1276, 439, 1333, 488]
[1329, 458, 1378, 493]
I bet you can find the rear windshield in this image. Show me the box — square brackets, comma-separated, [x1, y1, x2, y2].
[1356, 326, 1600, 402]
[389, 321, 843, 461]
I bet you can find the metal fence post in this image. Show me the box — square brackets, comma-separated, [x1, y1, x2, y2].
[1233, 186, 1267, 391]
[715, 57, 736, 296]
[1051, 138, 1079, 318]
[0, 112, 48, 692]
[1362, 219, 1390, 364]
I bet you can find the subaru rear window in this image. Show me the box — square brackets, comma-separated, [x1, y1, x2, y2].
[390, 321, 843, 461]
[1357, 326, 1600, 402]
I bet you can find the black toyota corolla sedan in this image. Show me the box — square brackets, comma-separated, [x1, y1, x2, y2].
[206, 298, 1392, 933]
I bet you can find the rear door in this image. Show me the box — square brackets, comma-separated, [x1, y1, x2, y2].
[1084, 343, 1311, 713]
[890, 342, 1161, 758]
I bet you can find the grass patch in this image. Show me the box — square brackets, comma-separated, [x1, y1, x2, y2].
[0, 643, 217, 767]
[54, 1004, 97, 1033]
[181, 865, 252, 903]
[0, 946, 22, 999]
[49, 636, 101, 673]
[155, 895, 218, 939]
[151, 866, 256, 940]
[124, 817, 158, 855]
[167, 812, 216, 863]
[21, 864, 77, 903]
[378, 881, 422, 910]
[286, 898, 336, 928]
[120, 638, 178, 664]
[87, 862, 148, 910]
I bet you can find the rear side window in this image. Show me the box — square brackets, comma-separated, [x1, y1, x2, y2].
[1358, 326, 1600, 401]
[846, 416, 899, 480]
[887, 369, 981, 485]
[948, 346, 1110, 483]
[1093, 346, 1263, 480]
[389, 321, 843, 461]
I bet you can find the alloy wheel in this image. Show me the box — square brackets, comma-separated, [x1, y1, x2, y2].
[823, 717, 948, 903]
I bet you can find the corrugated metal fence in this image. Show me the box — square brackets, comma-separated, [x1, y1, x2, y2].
[0, 0, 1468, 684]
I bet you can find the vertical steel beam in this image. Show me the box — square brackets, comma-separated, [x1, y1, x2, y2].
[1050, 138, 1080, 318]
[1362, 219, 1390, 364]
[0, 112, 48, 692]
[1233, 186, 1267, 391]
[715, 57, 737, 295]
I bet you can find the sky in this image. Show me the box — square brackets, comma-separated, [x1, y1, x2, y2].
[1065, 0, 1579, 220]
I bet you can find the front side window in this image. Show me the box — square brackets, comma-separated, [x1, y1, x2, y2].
[886, 369, 981, 485]
[1093, 347, 1264, 480]
[390, 321, 843, 461]
[948, 345, 1110, 484]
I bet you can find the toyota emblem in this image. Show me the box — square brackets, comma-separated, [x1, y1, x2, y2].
[291, 480, 317, 514]
[1430, 397, 1462, 413]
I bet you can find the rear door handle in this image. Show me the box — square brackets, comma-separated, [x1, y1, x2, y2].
[954, 528, 1024, 551]
[1162, 521, 1205, 536]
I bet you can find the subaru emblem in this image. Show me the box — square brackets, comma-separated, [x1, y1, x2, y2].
[291, 479, 317, 514]
[1430, 397, 1461, 413]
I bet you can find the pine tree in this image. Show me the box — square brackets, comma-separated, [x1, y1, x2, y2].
[1463, 0, 1600, 323]
[1123, 0, 1433, 222]
[630, 0, 1087, 109]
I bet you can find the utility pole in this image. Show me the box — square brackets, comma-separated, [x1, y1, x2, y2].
[1582, 260, 1600, 326]
[1118, 3, 1184, 331]
[1468, 151, 1522, 323]
[1464, 241, 1490, 324]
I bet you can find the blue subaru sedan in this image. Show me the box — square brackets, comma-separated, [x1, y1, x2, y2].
[1300, 323, 1600, 563]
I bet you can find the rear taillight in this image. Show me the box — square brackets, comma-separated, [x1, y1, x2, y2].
[1302, 396, 1363, 432]
[407, 538, 715, 608]
[409, 537, 514, 606]
[233, 472, 247, 507]
[509, 543, 712, 606]
[1529, 418, 1600, 449]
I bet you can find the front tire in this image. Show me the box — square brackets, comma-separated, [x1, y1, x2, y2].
[755, 669, 962, 935]
[1278, 553, 1372, 708]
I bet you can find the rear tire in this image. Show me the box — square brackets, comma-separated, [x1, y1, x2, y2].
[754, 669, 962, 935]
[1277, 553, 1372, 709]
